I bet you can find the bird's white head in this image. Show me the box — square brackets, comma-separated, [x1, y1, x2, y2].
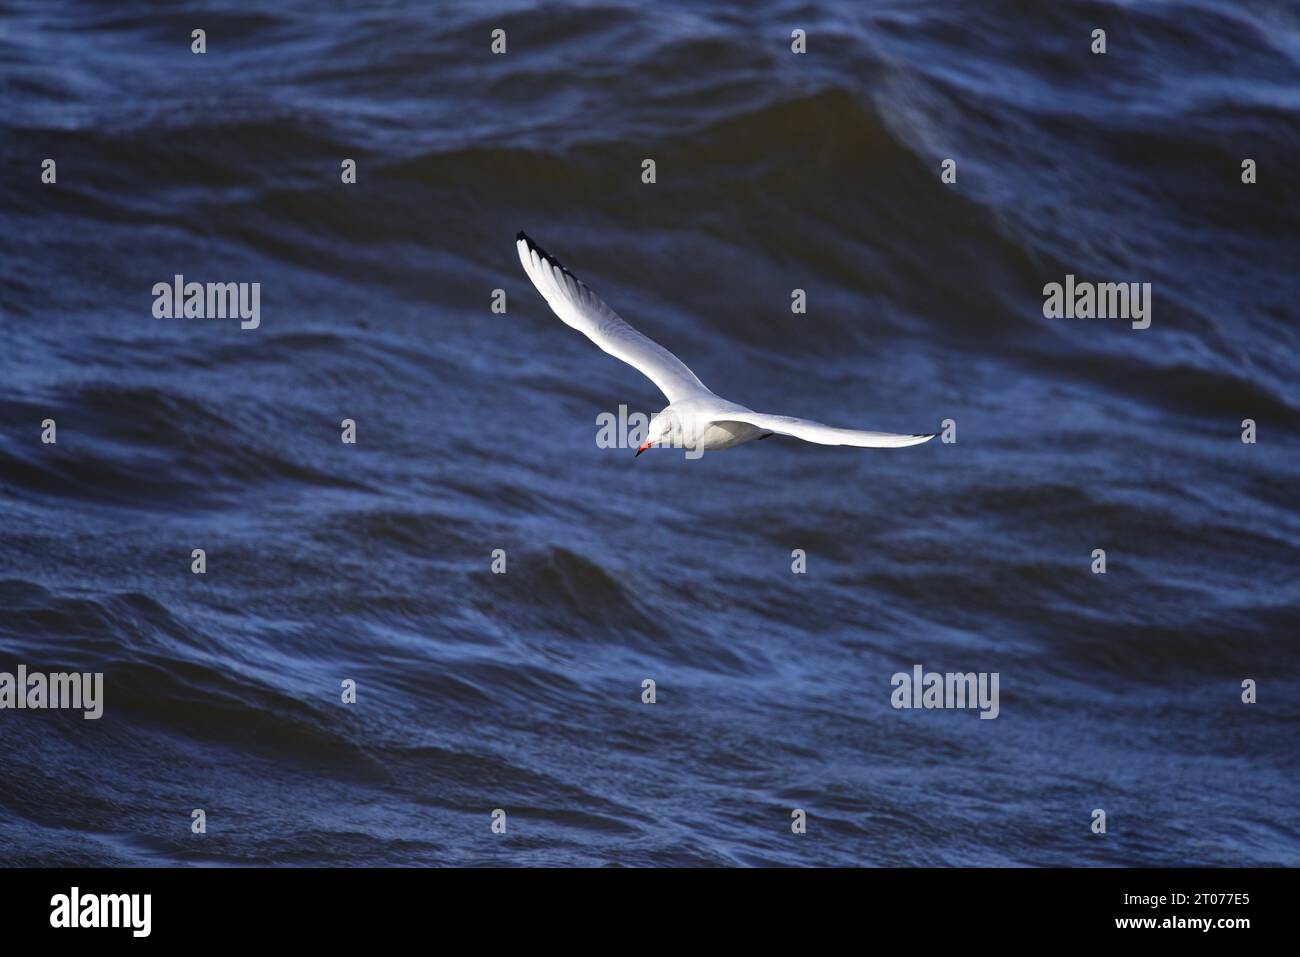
[636, 406, 681, 457]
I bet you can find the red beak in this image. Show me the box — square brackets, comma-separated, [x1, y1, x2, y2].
[635, 441, 651, 457]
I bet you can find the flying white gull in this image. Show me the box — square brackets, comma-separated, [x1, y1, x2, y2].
[516, 232, 937, 457]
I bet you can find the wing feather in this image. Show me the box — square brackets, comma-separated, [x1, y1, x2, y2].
[516, 232, 710, 403]
[719, 412, 936, 448]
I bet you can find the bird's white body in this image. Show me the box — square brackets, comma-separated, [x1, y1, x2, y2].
[515, 232, 936, 456]
[644, 395, 770, 453]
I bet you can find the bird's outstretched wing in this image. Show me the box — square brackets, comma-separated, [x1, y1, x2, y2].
[716, 412, 937, 448]
[516, 231, 711, 404]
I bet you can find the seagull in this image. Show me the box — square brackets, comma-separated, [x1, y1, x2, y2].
[516, 231, 937, 457]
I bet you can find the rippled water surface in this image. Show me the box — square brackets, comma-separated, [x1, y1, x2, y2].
[1, 0, 1298, 865]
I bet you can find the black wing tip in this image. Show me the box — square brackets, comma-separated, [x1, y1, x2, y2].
[517, 230, 544, 254]
[516, 231, 571, 276]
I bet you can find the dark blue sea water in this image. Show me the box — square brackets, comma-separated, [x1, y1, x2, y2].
[1, 0, 1297, 866]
